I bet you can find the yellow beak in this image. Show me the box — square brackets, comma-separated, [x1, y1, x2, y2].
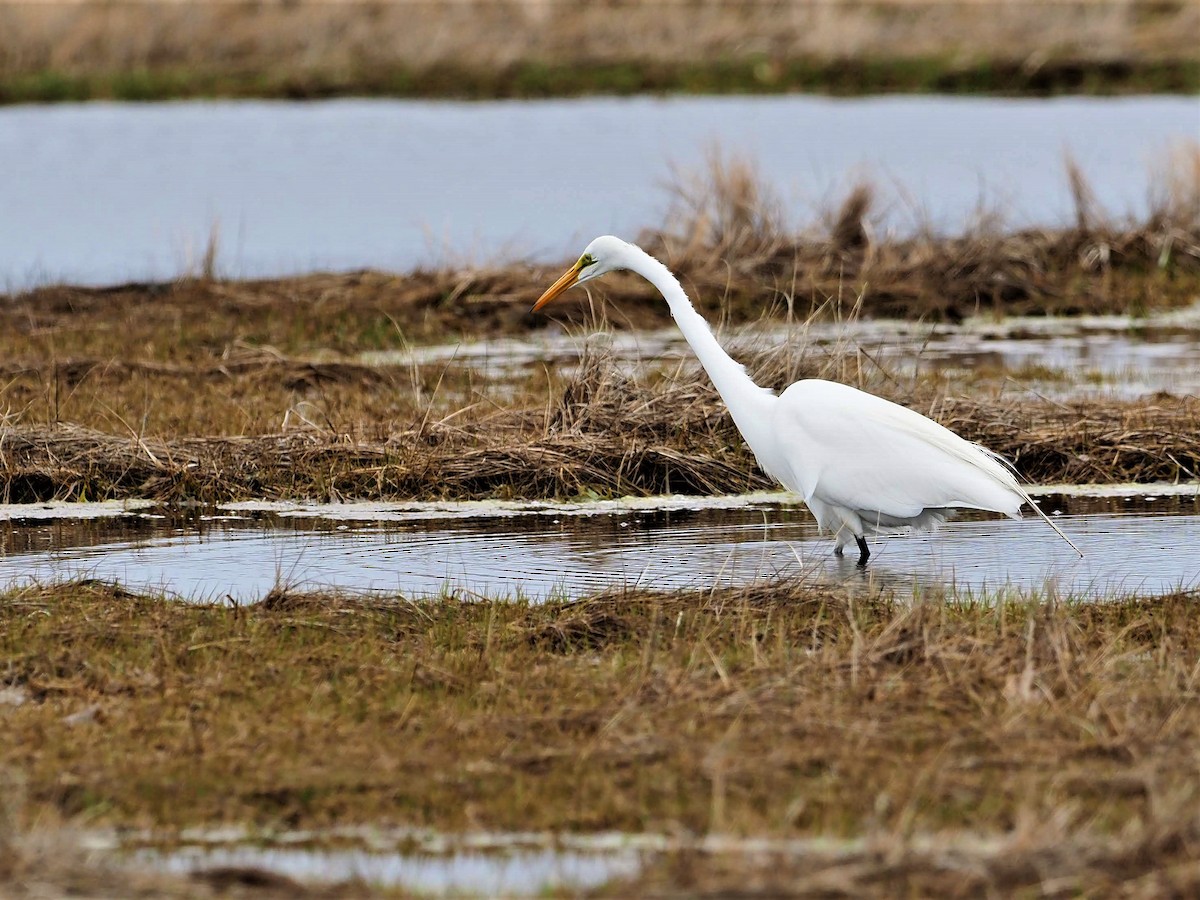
[532, 260, 584, 312]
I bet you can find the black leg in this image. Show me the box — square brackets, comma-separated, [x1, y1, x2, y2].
[856, 536, 870, 566]
[834, 544, 845, 556]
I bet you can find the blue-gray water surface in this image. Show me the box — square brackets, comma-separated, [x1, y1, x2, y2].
[130, 844, 637, 897]
[1, 492, 1196, 601]
[1, 95, 1195, 289]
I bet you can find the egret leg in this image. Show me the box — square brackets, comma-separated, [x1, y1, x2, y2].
[856, 536, 870, 566]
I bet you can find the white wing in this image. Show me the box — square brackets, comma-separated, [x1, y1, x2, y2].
[769, 380, 1079, 553]
[770, 380, 1019, 514]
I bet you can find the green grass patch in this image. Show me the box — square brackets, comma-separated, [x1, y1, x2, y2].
[3, 57, 1198, 105]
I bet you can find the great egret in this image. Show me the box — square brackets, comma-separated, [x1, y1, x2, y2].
[533, 235, 1080, 564]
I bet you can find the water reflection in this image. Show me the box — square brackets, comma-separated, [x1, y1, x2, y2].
[1, 491, 1197, 601]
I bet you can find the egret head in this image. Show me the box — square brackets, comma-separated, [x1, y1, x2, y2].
[532, 235, 631, 312]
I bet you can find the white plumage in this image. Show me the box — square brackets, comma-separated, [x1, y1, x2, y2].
[534, 235, 1079, 563]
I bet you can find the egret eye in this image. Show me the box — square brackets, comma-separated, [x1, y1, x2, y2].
[578, 253, 597, 270]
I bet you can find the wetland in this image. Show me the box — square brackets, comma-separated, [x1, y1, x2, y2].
[2, 85, 1199, 895]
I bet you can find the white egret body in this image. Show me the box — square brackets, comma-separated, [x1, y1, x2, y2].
[534, 236, 1079, 564]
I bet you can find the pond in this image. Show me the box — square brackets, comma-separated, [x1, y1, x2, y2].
[1, 488, 1197, 602]
[1, 95, 1193, 289]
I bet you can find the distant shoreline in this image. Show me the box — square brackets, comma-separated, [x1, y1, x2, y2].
[4, 57, 1198, 105]
[4, 0, 1198, 104]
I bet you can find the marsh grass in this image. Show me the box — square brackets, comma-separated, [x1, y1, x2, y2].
[641, 147, 1200, 324]
[2, 1, 1197, 102]
[612, 816, 1200, 896]
[3, 579, 1200, 896]
[1, 336, 1198, 503]
[0, 825, 214, 899]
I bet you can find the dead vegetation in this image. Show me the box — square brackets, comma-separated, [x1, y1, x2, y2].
[2, 0, 1196, 102]
[3, 580, 1200, 896]
[613, 817, 1200, 897]
[0, 825, 367, 898]
[0, 781, 296, 899]
[0, 827, 293, 899]
[2, 145, 1197, 898]
[1, 343, 1198, 503]
[640, 147, 1200, 323]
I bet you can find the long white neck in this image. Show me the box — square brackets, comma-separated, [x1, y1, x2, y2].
[619, 244, 778, 455]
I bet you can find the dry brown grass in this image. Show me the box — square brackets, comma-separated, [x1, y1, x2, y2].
[8, 0, 1192, 71]
[641, 148, 1200, 323]
[2, 0, 1197, 101]
[0, 792, 303, 898]
[0, 830, 265, 899]
[3, 580, 1200, 896]
[612, 818, 1200, 897]
[0, 823, 366, 898]
[1, 340, 1198, 503]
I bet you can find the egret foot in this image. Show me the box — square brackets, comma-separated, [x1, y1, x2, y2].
[856, 536, 870, 566]
[834, 544, 845, 557]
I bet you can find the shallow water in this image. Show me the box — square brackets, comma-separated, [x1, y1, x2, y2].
[108, 824, 995, 895]
[129, 844, 639, 896]
[800, 314, 1200, 399]
[1, 489, 1197, 601]
[367, 309, 1200, 400]
[1, 95, 1193, 289]
[98, 818, 1142, 895]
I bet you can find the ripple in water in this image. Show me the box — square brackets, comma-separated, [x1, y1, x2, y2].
[1, 490, 1197, 600]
